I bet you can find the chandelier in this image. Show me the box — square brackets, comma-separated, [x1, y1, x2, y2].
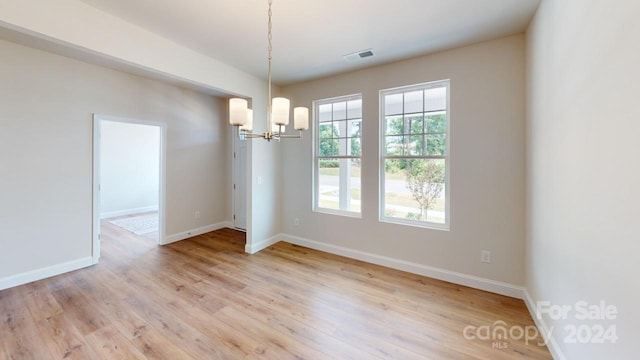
[228, 0, 309, 141]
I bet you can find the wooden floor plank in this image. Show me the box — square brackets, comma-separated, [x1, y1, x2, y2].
[121, 294, 242, 359]
[0, 220, 552, 359]
[83, 325, 148, 360]
[35, 312, 100, 359]
[48, 279, 111, 336]
[1, 287, 57, 360]
[21, 281, 64, 322]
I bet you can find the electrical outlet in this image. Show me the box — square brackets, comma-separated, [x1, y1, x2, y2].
[481, 250, 491, 264]
[195, 211, 201, 219]
[294, 218, 299, 226]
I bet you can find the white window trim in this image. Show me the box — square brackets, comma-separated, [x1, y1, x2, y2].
[378, 80, 451, 231]
[312, 93, 363, 218]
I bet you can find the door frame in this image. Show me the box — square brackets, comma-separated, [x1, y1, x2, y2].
[92, 114, 167, 263]
[232, 131, 248, 231]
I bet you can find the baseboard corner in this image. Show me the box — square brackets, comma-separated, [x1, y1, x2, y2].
[245, 233, 282, 254]
[163, 221, 229, 245]
[522, 289, 566, 360]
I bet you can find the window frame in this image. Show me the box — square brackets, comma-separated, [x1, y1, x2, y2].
[313, 93, 363, 218]
[379, 80, 451, 230]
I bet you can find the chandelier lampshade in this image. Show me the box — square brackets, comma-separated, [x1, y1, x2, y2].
[229, 98, 248, 126]
[240, 109, 253, 131]
[271, 97, 290, 126]
[293, 107, 309, 130]
[228, 0, 308, 141]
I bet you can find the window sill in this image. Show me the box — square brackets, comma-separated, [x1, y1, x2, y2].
[379, 216, 450, 231]
[313, 207, 362, 219]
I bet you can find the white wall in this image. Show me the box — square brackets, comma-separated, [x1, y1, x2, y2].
[0, 0, 262, 98]
[100, 121, 160, 218]
[0, 0, 282, 252]
[281, 35, 526, 289]
[526, 1, 640, 359]
[244, 96, 284, 253]
[0, 39, 231, 286]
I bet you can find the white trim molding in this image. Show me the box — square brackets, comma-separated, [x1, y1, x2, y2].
[163, 222, 233, 245]
[245, 233, 282, 254]
[100, 206, 159, 219]
[279, 233, 526, 299]
[0, 257, 94, 291]
[523, 290, 566, 360]
[93, 114, 168, 260]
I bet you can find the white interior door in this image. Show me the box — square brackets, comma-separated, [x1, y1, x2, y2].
[233, 135, 247, 230]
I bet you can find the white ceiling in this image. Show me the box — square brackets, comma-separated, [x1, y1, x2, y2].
[78, 0, 540, 85]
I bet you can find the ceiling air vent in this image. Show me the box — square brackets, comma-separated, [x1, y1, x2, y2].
[343, 49, 374, 62]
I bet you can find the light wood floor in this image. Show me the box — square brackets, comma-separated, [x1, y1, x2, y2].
[1, 222, 552, 359]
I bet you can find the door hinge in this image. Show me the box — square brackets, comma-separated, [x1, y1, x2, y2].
[233, 214, 236, 220]
[234, 184, 236, 190]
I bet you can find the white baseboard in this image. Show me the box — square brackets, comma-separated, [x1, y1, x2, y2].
[0, 256, 94, 291]
[163, 221, 233, 245]
[245, 233, 282, 254]
[101, 205, 158, 219]
[523, 290, 565, 360]
[279, 234, 525, 299]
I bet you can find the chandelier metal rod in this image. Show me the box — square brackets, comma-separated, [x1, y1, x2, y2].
[266, 0, 273, 136]
[228, 0, 309, 140]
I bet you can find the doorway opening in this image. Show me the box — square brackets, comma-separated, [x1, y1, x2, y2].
[92, 115, 166, 262]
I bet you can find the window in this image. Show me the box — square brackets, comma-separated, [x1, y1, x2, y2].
[314, 94, 362, 216]
[380, 80, 449, 229]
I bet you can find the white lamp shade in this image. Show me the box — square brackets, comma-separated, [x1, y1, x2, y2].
[293, 107, 309, 130]
[240, 109, 253, 131]
[229, 98, 248, 126]
[271, 97, 290, 125]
